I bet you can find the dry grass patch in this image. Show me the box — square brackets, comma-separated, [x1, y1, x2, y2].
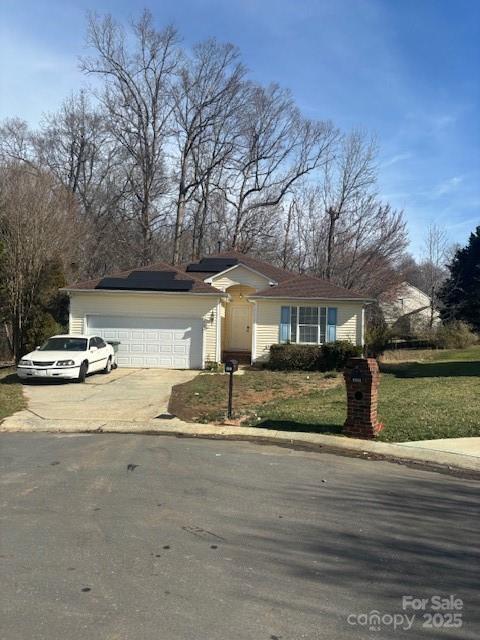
[0, 370, 26, 422]
[168, 369, 340, 423]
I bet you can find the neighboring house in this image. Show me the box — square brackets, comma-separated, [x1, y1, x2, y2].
[380, 281, 440, 330]
[62, 251, 372, 369]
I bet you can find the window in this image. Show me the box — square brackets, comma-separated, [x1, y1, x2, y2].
[96, 337, 107, 348]
[280, 305, 336, 344]
[39, 337, 87, 352]
[298, 306, 318, 343]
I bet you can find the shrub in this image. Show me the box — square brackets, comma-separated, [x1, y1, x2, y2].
[365, 324, 392, 357]
[204, 361, 221, 372]
[321, 341, 363, 370]
[268, 341, 362, 371]
[269, 343, 321, 371]
[365, 301, 392, 356]
[431, 321, 478, 349]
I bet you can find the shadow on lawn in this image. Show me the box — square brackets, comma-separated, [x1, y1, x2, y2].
[0, 373, 20, 385]
[254, 419, 343, 435]
[380, 360, 480, 378]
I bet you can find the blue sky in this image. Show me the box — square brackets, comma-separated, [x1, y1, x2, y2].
[1, 0, 479, 257]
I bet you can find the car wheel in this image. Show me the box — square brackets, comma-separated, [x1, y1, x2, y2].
[103, 357, 112, 374]
[78, 361, 88, 383]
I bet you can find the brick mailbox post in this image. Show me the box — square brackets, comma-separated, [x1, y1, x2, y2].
[343, 357, 384, 439]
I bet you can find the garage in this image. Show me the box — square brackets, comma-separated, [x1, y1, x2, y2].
[86, 315, 203, 369]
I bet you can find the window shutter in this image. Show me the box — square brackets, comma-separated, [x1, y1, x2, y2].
[327, 307, 337, 342]
[279, 306, 291, 343]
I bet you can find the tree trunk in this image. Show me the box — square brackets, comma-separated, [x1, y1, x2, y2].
[325, 206, 337, 280]
[282, 200, 294, 269]
[173, 189, 186, 265]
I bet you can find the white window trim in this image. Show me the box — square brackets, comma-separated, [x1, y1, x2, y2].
[289, 305, 329, 345]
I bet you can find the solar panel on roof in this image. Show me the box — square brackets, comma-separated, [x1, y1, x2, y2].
[96, 270, 194, 292]
[186, 257, 238, 273]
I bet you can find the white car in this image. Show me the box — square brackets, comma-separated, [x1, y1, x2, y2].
[17, 334, 115, 383]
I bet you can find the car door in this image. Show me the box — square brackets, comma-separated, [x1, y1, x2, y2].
[95, 337, 110, 369]
[88, 337, 103, 372]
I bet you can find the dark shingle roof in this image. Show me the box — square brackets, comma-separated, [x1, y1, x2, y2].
[66, 251, 370, 299]
[189, 251, 369, 299]
[65, 261, 224, 294]
[187, 250, 294, 283]
[250, 274, 370, 300]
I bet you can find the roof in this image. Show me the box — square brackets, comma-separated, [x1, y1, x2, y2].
[185, 250, 293, 283]
[64, 261, 224, 294]
[190, 251, 369, 300]
[65, 251, 370, 300]
[250, 273, 370, 300]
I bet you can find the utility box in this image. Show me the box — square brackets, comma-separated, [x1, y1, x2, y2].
[343, 357, 383, 439]
[224, 360, 238, 374]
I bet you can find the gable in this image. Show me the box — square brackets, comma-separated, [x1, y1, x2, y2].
[208, 264, 273, 292]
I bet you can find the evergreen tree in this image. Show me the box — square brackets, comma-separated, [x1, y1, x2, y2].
[439, 226, 480, 331]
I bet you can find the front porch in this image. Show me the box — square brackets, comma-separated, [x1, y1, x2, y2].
[221, 284, 255, 364]
[221, 350, 252, 365]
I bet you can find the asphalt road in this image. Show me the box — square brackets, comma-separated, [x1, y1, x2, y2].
[1, 433, 478, 640]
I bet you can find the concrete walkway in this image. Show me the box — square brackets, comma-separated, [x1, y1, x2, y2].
[400, 436, 480, 457]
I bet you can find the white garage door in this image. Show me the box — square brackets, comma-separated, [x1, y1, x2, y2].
[86, 316, 203, 369]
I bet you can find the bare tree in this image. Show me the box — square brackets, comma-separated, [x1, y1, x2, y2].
[81, 10, 179, 265]
[422, 224, 447, 326]
[321, 131, 377, 279]
[0, 118, 37, 167]
[333, 197, 408, 295]
[170, 39, 245, 263]
[0, 164, 77, 360]
[218, 83, 337, 250]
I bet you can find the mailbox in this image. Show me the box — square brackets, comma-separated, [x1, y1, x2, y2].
[224, 359, 238, 374]
[343, 357, 383, 439]
[351, 366, 362, 383]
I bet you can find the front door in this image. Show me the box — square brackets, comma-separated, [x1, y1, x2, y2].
[226, 304, 251, 351]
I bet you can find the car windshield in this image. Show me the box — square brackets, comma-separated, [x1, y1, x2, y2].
[39, 338, 87, 352]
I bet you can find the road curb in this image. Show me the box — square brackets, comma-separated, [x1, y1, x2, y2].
[2, 416, 479, 474]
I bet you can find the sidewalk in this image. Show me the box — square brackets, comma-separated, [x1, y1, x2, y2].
[2, 410, 480, 473]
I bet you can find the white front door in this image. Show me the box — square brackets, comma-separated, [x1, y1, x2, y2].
[86, 316, 203, 369]
[226, 305, 251, 351]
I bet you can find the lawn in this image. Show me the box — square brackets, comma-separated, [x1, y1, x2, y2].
[0, 369, 26, 422]
[169, 346, 480, 443]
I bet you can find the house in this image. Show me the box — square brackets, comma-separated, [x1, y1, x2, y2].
[380, 281, 440, 332]
[62, 251, 372, 369]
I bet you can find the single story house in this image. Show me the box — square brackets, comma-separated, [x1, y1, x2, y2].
[62, 251, 372, 369]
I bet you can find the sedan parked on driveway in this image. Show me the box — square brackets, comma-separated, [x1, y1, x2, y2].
[17, 335, 115, 383]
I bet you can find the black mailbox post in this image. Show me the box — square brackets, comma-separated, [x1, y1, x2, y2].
[224, 359, 238, 419]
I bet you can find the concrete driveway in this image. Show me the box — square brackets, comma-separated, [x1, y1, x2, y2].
[7, 368, 198, 425]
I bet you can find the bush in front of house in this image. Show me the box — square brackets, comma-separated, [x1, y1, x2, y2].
[364, 301, 392, 357]
[268, 341, 363, 371]
[321, 341, 363, 370]
[431, 321, 478, 349]
[269, 344, 322, 371]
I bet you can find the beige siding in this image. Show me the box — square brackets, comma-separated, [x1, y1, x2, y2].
[381, 282, 440, 326]
[253, 299, 365, 362]
[69, 291, 221, 366]
[210, 265, 271, 292]
[70, 316, 85, 334]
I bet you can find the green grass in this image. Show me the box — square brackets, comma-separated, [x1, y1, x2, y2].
[170, 346, 480, 442]
[0, 369, 26, 422]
